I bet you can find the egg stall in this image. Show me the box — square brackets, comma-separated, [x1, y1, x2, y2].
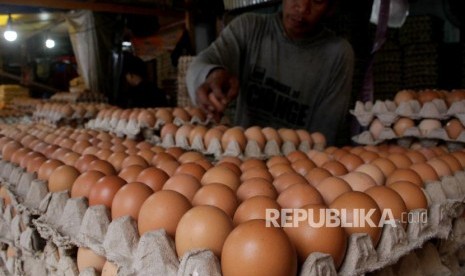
[0, 95, 465, 276]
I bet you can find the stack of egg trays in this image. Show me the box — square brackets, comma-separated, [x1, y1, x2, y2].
[2, 154, 465, 275]
[86, 108, 212, 141]
[351, 99, 465, 147]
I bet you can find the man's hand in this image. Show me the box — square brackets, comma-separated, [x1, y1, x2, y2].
[196, 68, 239, 121]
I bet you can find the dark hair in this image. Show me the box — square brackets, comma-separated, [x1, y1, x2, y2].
[123, 52, 147, 78]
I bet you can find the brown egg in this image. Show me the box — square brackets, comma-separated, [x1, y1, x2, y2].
[386, 168, 423, 187]
[273, 172, 308, 193]
[286, 151, 308, 163]
[74, 154, 99, 173]
[418, 119, 442, 136]
[173, 107, 191, 122]
[305, 167, 332, 186]
[388, 181, 428, 211]
[138, 109, 156, 127]
[239, 158, 265, 171]
[176, 205, 233, 258]
[365, 186, 408, 229]
[291, 158, 316, 176]
[188, 125, 208, 146]
[37, 159, 65, 181]
[221, 219, 297, 276]
[241, 169, 274, 183]
[77, 247, 106, 273]
[27, 156, 48, 174]
[261, 127, 282, 146]
[266, 156, 291, 168]
[118, 164, 145, 183]
[427, 158, 452, 178]
[111, 182, 153, 221]
[88, 175, 126, 209]
[203, 128, 224, 149]
[409, 163, 439, 183]
[106, 152, 127, 172]
[307, 150, 331, 167]
[393, 118, 415, 136]
[236, 178, 278, 202]
[71, 170, 106, 198]
[278, 128, 300, 146]
[296, 129, 313, 147]
[151, 152, 176, 166]
[133, 166, 169, 192]
[233, 196, 281, 225]
[386, 153, 412, 169]
[354, 164, 385, 186]
[10, 147, 31, 166]
[277, 183, 324, 208]
[438, 154, 462, 173]
[244, 126, 266, 150]
[321, 160, 348, 176]
[163, 174, 201, 201]
[156, 160, 180, 176]
[174, 162, 206, 181]
[216, 162, 242, 177]
[284, 204, 347, 268]
[201, 166, 240, 191]
[221, 127, 247, 151]
[138, 190, 192, 237]
[136, 141, 153, 150]
[167, 147, 187, 159]
[417, 89, 440, 104]
[451, 151, 465, 168]
[340, 171, 377, 192]
[370, 157, 397, 178]
[360, 151, 380, 163]
[310, 132, 326, 149]
[136, 149, 155, 164]
[315, 176, 352, 205]
[338, 153, 364, 172]
[394, 89, 417, 105]
[369, 119, 385, 140]
[88, 159, 116, 176]
[0, 186, 11, 206]
[404, 151, 427, 164]
[268, 163, 294, 178]
[20, 151, 44, 169]
[192, 183, 238, 217]
[2, 141, 22, 162]
[177, 151, 204, 164]
[330, 191, 382, 247]
[122, 155, 149, 168]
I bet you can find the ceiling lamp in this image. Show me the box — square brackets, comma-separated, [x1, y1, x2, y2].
[45, 37, 55, 49]
[3, 14, 17, 42]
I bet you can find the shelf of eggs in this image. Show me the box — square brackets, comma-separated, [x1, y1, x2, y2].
[351, 89, 465, 150]
[1, 118, 465, 275]
[85, 106, 328, 160]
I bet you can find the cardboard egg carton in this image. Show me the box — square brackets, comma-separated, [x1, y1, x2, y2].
[351, 99, 454, 128]
[159, 133, 316, 161]
[2, 156, 465, 276]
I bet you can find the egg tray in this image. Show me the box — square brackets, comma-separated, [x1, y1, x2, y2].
[2, 158, 465, 276]
[86, 114, 212, 141]
[157, 133, 319, 161]
[350, 99, 463, 128]
[352, 128, 465, 149]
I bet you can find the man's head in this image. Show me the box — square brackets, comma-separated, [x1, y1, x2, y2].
[282, 0, 334, 39]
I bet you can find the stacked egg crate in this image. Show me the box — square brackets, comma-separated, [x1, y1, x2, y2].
[399, 15, 443, 89]
[0, 85, 29, 110]
[50, 91, 108, 104]
[351, 89, 465, 149]
[1, 120, 465, 275]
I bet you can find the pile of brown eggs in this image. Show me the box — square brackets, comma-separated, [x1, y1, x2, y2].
[352, 89, 465, 146]
[1, 120, 464, 275]
[32, 102, 111, 126]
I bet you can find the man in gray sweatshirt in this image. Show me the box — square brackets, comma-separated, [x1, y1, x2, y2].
[186, 0, 354, 146]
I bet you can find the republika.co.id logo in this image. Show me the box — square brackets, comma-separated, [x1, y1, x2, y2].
[265, 208, 428, 228]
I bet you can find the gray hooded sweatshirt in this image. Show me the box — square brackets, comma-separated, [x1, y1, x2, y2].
[186, 12, 354, 146]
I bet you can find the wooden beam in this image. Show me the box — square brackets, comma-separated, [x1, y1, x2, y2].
[0, 0, 184, 17]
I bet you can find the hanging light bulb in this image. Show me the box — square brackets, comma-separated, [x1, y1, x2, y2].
[3, 14, 17, 42]
[45, 37, 55, 48]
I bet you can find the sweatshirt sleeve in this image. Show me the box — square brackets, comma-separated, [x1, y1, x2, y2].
[309, 40, 354, 146]
[186, 14, 254, 105]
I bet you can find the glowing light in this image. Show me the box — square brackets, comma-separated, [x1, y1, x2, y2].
[4, 30, 17, 42]
[45, 38, 55, 48]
